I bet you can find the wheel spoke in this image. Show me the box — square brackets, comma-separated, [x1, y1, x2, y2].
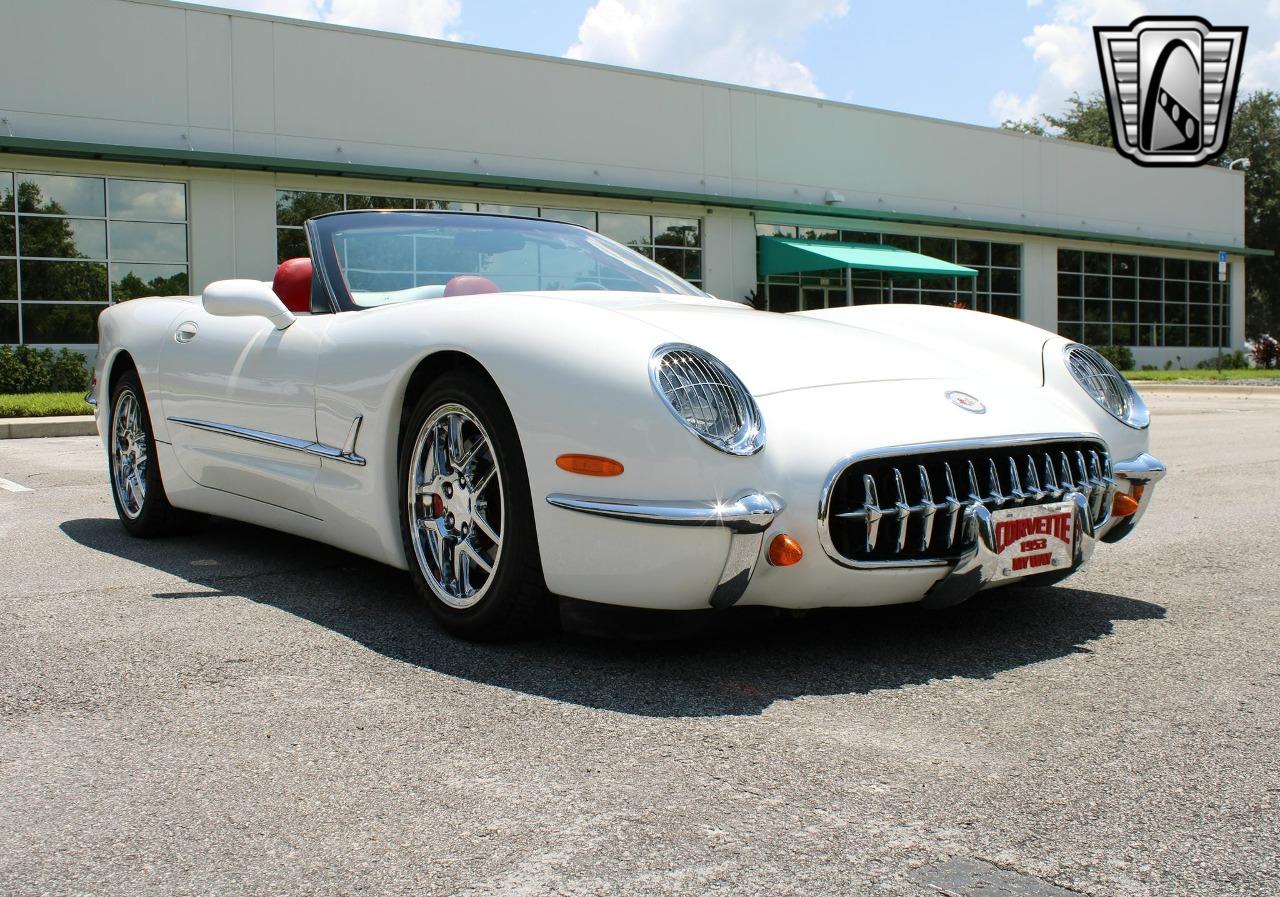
[424, 521, 445, 574]
[451, 538, 467, 587]
[472, 509, 500, 545]
[461, 540, 494, 575]
[126, 473, 144, 508]
[471, 465, 496, 495]
[447, 414, 465, 467]
[433, 420, 451, 476]
[456, 440, 483, 471]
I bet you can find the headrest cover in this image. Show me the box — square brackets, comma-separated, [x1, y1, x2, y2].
[273, 258, 313, 313]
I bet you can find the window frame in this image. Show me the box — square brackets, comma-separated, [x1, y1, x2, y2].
[1055, 246, 1230, 348]
[0, 170, 190, 345]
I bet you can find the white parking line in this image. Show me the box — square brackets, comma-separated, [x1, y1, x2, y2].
[0, 477, 33, 493]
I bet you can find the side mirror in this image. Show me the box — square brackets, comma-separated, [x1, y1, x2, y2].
[202, 279, 295, 330]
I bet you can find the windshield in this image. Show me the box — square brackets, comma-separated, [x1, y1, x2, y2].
[311, 211, 704, 308]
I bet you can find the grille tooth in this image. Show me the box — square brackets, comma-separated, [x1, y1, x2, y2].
[1088, 451, 1106, 519]
[1059, 451, 1075, 492]
[1100, 451, 1117, 515]
[1025, 456, 1043, 501]
[892, 467, 911, 553]
[862, 473, 882, 553]
[987, 458, 1004, 505]
[1007, 457, 1025, 504]
[825, 439, 1115, 566]
[942, 462, 962, 548]
[917, 464, 937, 551]
[1044, 452, 1060, 497]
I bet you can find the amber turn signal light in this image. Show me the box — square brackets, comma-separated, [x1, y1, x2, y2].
[1112, 492, 1141, 517]
[556, 454, 624, 477]
[767, 533, 804, 567]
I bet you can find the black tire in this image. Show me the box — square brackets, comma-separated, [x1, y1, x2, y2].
[398, 371, 550, 639]
[107, 371, 206, 537]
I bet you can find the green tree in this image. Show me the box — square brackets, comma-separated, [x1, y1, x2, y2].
[1001, 91, 1113, 146]
[1217, 90, 1280, 336]
[14, 182, 109, 303]
[1003, 90, 1280, 337]
[111, 270, 189, 301]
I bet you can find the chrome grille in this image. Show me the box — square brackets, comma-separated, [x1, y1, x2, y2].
[820, 438, 1114, 567]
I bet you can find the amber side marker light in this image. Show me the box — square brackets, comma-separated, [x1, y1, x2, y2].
[1112, 492, 1141, 517]
[556, 454, 624, 477]
[767, 534, 804, 567]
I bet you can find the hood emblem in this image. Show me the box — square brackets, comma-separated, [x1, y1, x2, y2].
[946, 391, 986, 414]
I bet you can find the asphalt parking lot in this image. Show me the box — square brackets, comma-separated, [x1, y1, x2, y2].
[1, 390, 1277, 897]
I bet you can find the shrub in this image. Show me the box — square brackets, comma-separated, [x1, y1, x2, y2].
[1252, 334, 1279, 369]
[0, 346, 22, 394]
[1195, 350, 1249, 370]
[0, 346, 88, 393]
[1091, 344, 1136, 371]
[14, 347, 52, 392]
[49, 349, 89, 392]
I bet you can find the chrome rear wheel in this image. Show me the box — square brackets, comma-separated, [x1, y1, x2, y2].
[110, 388, 149, 520]
[407, 403, 505, 609]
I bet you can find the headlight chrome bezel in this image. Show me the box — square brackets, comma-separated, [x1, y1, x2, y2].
[1063, 343, 1149, 430]
[649, 343, 765, 455]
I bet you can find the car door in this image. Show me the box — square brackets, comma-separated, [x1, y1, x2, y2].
[159, 307, 333, 519]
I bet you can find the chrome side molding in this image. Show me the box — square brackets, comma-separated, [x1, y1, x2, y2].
[168, 416, 367, 466]
[545, 491, 782, 609]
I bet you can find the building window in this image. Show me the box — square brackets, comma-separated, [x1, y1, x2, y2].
[275, 191, 703, 288]
[755, 225, 1020, 318]
[1056, 248, 1229, 348]
[0, 171, 188, 345]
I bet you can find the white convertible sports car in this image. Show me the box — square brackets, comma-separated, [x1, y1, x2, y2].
[90, 210, 1165, 638]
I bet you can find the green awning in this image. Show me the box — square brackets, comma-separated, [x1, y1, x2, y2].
[758, 236, 978, 279]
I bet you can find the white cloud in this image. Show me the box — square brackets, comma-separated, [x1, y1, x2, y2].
[196, 0, 462, 40]
[989, 0, 1146, 124]
[565, 0, 848, 97]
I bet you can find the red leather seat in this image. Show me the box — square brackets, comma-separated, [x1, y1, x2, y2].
[443, 275, 500, 297]
[273, 257, 313, 313]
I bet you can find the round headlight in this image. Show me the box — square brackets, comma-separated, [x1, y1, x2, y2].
[1063, 343, 1149, 429]
[650, 344, 765, 455]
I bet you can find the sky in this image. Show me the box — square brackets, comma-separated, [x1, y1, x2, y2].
[188, 0, 1280, 128]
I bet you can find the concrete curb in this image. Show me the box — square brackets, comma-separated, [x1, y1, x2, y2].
[1134, 381, 1280, 396]
[0, 416, 98, 439]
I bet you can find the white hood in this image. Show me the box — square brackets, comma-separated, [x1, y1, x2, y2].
[609, 298, 1046, 396]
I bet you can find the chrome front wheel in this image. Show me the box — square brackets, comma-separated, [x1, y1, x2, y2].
[407, 403, 505, 610]
[110, 387, 149, 520]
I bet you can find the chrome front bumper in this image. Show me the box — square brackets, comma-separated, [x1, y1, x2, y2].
[1103, 451, 1167, 543]
[924, 450, 1166, 608]
[545, 452, 1164, 612]
[545, 491, 782, 609]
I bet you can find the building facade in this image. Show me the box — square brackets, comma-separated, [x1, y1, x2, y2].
[0, 0, 1261, 367]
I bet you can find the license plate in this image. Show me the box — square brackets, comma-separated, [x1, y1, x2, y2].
[990, 501, 1075, 582]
